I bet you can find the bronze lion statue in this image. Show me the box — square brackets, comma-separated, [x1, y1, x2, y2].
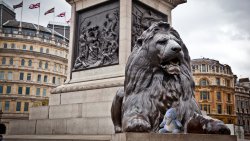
[111, 22, 230, 134]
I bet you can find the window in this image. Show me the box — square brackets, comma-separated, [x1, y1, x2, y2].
[46, 48, 49, 53]
[23, 45, 26, 50]
[9, 58, 14, 65]
[16, 102, 21, 111]
[2, 57, 6, 65]
[19, 72, 24, 80]
[21, 59, 25, 66]
[11, 43, 15, 49]
[200, 91, 210, 100]
[0, 85, 3, 94]
[58, 65, 61, 72]
[44, 75, 48, 82]
[8, 72, 12, 80]
[37, 74, 41, 82]
[201, 104, 210, 114]
[6, 86, 11, 94]
[40, 47, 43, 53]
[225, 79, 230, 87]
[18, 87, 22, 94]
[28, 60, 32, 67]
[39, 61, 42, 68]
[54, 63, 57, 71]
[217, 92, 221, 101]
[24, 102, 29, 111]
[200, 79, 209, 86]
[201, 64, 206, 72]
[25, 87, 30, 95]
[30, 46, 33, 51]
[227, 94, 231, 102]
[227, 105, 232, 114]
[27, 73, 31, 81]
[45, 62, 48, 69]
[0, 101, 2, 111]
[52, 77, 56, 84]
[217, 104, 222, 114]
[0, 71, 4, 80]
[43, 88, 46, 96]
[216, 77, 220, 85]
[5, 101, 10, 111]
[58, 78, 61, 85]
[36, 88, 40, 96]
[3, 43, 7, 48]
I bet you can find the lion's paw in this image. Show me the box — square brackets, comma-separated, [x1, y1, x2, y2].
[205, 121, 231, 135]
[123, 117, 151, 132]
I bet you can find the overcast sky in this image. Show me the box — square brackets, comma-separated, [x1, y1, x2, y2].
[172, 0, 250, 78]
[3, 0, 250, 78]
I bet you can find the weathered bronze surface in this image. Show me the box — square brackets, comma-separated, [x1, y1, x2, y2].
[111, 22, 230, 135]
[131, 1, 167, 49]
[73, 1, 119, 71]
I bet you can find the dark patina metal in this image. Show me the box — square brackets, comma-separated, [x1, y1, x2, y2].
[111, 21, 230, 135]
[73, 1, 119, 71]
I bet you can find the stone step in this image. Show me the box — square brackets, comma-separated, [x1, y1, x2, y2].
[3, 135, 112, 141]
[8, 117, 114, 135]
[3, 133, 237, 141]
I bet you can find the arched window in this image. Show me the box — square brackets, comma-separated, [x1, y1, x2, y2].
[23, 45, 26, 50]
[200, 79, 209, 86]
[28, 60, 32, 66]
[3, 43, 7, 48]
[21, 59, 25, 66]
[39, 61, 42, 68]
[45, 62, 48, 69]
[46, 49, 49, 54]
[40, 47, 43, 53]
[30, 46, 33, 51]
[2, 57, 6, 65]
[9, 58, 14, 65]
[11, 43, 15, 49]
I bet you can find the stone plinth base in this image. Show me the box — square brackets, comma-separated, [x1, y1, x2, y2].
[3, 133, 237, 141]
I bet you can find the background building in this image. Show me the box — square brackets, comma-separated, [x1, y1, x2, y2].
[0, 2, 69, 129]
[191, 58, 236, 124]
[47, 22, 70, 39]
[235, 77, 250, 137]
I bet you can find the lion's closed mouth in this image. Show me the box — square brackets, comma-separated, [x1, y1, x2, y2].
[161, 57, 181, 75]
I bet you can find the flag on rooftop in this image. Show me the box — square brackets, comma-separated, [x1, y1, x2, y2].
[13, 1, 23, 9]
[57, 12, 66, 17]
[66, 18, 71, 24]
[29, 3, 40, 9]
[44, 7, 55, 15]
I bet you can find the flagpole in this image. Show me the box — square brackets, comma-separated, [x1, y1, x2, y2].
[20, 0, 23, 29]
[64, 13, 66, 39]
[53, 7, 55, 34]
[38, 2, 40, 31]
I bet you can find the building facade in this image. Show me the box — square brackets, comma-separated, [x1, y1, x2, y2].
[235, 78, 250, 136]
[0, 20, 68, 127]
[191, 58, 236, 124]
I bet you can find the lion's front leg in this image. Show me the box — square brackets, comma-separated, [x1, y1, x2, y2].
[122, 94, 157, 132]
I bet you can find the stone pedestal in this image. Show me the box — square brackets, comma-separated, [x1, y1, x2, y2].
[3, 133, 237, 141]
[7, 0, 192, 139]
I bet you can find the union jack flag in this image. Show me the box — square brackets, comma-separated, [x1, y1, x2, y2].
[56, 12, 66, 17]
[44, 7, 54, 15]
[29, 3, 40, 9]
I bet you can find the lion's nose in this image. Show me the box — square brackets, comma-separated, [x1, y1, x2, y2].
[171, 45, 182, 52]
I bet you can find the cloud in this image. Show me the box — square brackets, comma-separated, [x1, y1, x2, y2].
[172, 0, 250, 78]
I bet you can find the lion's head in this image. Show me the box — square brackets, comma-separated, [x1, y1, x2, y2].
[125, 21, 194, 108]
